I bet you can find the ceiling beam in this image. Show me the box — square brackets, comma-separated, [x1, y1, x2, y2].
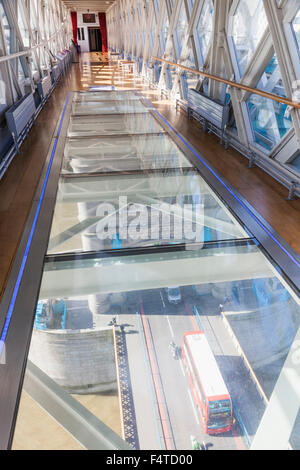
[61, 0, 115, 12]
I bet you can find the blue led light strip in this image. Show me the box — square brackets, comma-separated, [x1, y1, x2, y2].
[145, 101, 300, 270]
[0, 94, 70, 354]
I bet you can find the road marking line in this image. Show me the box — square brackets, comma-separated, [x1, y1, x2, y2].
[188, 389, 199, 425]
[135, 312, 163, 449]
[139, 297, 173, 450]
[160, 291, 165, 309]
[183, 297, 199, 331]
[179, 358, 186, 377]
[167, 315, 175, 338]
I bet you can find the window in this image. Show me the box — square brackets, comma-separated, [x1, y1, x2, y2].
[0, 66, 8, 117]
[18, 58, 26, 81]
[78, 28, 85, 42]
[165, 64, 176, 90]
[292, 8, 300, 57]
[174, 1, 188, 59]
[18, 2, 30, 48]
[287, 152, 300, 174]
[154, 0, 160, 17]
[148, 15, 156, 57]
[137, 1, 142, 19]
[180, 40, 198, 100]
[195, 0, 214, 65]
[0, 1, 11, 54]
[188, 0, 195, 13]
[231, 0, 268, 77]
[247, 55, 292, 151]
[159, 6, 169, 55]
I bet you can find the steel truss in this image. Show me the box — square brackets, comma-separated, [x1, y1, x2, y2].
[107, 0, 300, 196]
[0, 0, 72, 117]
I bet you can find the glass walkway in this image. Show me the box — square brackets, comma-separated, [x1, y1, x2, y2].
[2, 89, 300, 450]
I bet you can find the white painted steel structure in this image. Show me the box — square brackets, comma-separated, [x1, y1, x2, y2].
[106, 0, 300, 195]
[0, 0, 72, 117]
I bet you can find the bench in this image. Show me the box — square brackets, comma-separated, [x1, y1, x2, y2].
[188, 89, 230, 145]
[144, 65, 154, 83]
[119, 60, 134, 73]
[37, 75, 52, 104]
[110, 52, 120, 64]
[5, 93, 36, 153]
[51, 64, 61, 84]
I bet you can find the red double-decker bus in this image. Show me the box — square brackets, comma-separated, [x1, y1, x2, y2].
[182, 331, 233, 435]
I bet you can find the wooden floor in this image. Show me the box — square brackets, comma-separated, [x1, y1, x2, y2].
[0, 51, 299, 303]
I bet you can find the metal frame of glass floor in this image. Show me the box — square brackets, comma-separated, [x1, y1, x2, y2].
[0, 89, 299, 450]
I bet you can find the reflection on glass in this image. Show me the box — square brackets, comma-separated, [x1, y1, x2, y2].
[223, 276, 299, 397]
[47, 171, 247, 254]
[247, 56, 292, 151]
[68, 113, 162, 137]
[74, 91, 141, 102]
[62, 134, 193, 175]
[72, 99, 148, 116]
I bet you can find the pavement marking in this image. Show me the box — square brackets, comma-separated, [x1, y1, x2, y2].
[135, 312, 163, 450]
[188, 389, 200, 425]
[232, 428, 245, 451]
[62, 307, 81, 311]
[139, 297, 174, 450]
[183, 297, 199, 331]
[160, 291, 166, 309]
[179, 358, 186, 377]
[166, 315, 175, 339]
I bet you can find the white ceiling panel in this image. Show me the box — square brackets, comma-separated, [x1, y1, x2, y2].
[61, 0, 115, 12]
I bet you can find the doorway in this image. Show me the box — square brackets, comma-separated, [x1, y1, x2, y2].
[88, 27, 102, 52]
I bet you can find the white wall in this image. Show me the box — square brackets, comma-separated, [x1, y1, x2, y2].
[77, 12, 100, 53]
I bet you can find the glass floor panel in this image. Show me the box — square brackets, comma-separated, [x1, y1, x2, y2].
[71, 99, 148, 116]
[62, 134, 193, 174]
[47, 171, 248, 254]
[31, 242, 300, 450]
[12, 90, 300, 451]
[68, 113, 163, 137]
[74, 91, 141, 102]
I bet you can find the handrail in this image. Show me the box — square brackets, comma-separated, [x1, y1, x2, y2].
[152, 56, 300, 110]
[0, 27, 69, 64]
